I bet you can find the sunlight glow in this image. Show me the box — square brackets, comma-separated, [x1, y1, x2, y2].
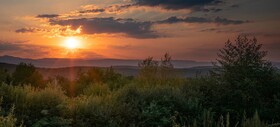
[64, 37, 80, 49]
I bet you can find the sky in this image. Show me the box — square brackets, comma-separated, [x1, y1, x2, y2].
[0, 0, 279, 61]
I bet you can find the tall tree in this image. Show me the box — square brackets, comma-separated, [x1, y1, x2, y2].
[211, 35, 279, 121]
[213, 35, 274, 84]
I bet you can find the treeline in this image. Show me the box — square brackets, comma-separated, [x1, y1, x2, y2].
[0, 35, 280, 127]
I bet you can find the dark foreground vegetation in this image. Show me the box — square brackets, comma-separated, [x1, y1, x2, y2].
[0, 35, 280, 127]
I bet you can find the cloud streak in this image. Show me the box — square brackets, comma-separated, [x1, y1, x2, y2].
[36, 14, 60, 18]
[50, 17, 160, 39]
[78, 4, 134, 14]
[158, 16, 249, 25]
[15, 28, 37, 33]
[132, 0, 222, 10]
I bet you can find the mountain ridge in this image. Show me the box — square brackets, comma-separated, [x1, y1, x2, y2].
[0, 55, 211, 68]
[1, 55, 279, 69]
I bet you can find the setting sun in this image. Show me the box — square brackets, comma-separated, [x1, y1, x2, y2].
[64, 37, 80, 49]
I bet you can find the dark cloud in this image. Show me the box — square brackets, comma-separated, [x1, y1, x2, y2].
[214, 17, 249, 25]
[200, 28, 218, 32]
[107, 4, 134, 11]
[200, 28, 243, 33]
[79, 8, 105, 14]
[193, 7, 222, 13]
[15, 28, 36, 33]
[50, 17, 160, 39]
[159, 16, 212, 24]
[230, 4, 239, 8]
[15, 28, 45, 33]
[36, 14, 60, 18]
[158, 16, 249, 25]
[210, 8, 222, 12]
[77, 1, 223, 15]
[132, 0, 222, 10]
[78, 4, 134, 15]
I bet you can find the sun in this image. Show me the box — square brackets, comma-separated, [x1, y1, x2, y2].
[64, 37, 80, 49]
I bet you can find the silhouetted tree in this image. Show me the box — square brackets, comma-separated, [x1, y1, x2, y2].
[160, 53, 173, 69]
[12, 63, 45, 87]
[138, 53, 179, 85]
[159, 53, 178, 84]
[138, 56, 159, 84]
[211, 35, 280, 121]
[213, 35, 274, 83]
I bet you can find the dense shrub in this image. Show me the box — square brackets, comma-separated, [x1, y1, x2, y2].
[0, 83, 69, 126]
[0, 106, 22, 127]
[0, 67, 11, 84]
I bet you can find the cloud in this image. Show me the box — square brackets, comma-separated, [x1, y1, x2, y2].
[158, 16, 212, 24]
[230, 4, 239, 8]
[76, 4, 135, 15]
[200, 28, 243, 33]
[192, 7, 222, 13]
[132, 0, 222, 10]
[50, 17, 160, 39]
[214, 17, 249, 25]
[15, 28, 37, 33]
[200, 28, 218, 32]
[158, 16, 249, 25]
[79, 8, 105, 14]
[15, 27, 47, 34]
[0, 40, 104, 59]
[36, 14, 60, 18]
[74, 0, 225, 15]
[17, 15, 249, 38]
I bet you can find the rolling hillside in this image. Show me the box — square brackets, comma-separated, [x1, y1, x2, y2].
[0, 62, 212, 79]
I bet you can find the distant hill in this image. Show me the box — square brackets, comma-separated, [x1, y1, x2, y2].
[0, 62, 212, 79]
[1, 55, 279, 79]
[0, 55, 212, 68]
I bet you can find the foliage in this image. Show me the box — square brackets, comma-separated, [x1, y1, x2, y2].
[12, 63, 45, 87]
[0, 98, 22, 127]
[213, 35, 274, 83]
[138, 53, 183, 86]
[0, 67, 11, 84]
[209, 35, 280, 122]
[74, 67, 127, 96]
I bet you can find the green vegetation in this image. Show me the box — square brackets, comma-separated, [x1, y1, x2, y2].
[0, 35, 279, 126]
